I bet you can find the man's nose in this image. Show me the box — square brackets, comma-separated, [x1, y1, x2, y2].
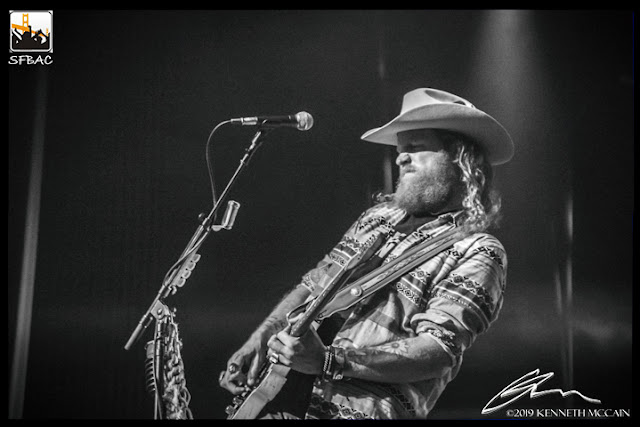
[396, 152, 411, 166]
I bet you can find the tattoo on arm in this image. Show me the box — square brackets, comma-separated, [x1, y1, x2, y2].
[255, 286, 310, 337]
[346, 341, 409, 366]
[262, 315, 289, 334]
[342, 336, 452, 383]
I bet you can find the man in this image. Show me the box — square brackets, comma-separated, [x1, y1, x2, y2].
[219, 88, 514, 419]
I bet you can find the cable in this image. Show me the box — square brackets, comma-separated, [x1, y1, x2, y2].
[159, 120, 231, 297]
[205, 120, 232, 212]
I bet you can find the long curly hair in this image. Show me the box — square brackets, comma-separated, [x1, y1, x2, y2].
[374, 129, 502, 233]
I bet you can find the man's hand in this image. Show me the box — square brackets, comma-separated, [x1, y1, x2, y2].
[266, 326, 325, 376]
[218, 286, 312, 394]
[218, 333, 267, 395]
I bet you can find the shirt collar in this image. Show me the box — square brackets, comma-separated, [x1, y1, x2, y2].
[384, 204, 465, 229]
[411, 209, 465, 234]
[438, 209, 466, 225]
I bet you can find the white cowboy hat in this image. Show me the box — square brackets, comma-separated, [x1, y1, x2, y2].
[361, 88, 514, 165]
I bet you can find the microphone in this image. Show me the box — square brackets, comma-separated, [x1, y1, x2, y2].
[229, 111, 314, 131]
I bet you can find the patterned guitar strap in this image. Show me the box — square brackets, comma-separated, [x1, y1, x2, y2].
[317, 225, 465, 321]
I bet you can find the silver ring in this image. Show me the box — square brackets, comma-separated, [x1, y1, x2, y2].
[228, 363, 239, 374]
[268, 351, 279, 365]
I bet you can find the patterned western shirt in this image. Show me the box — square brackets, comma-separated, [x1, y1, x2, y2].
[297, 202, 507, 419]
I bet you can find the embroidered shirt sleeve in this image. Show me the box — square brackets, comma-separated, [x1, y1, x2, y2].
[410, 234, 507, 359]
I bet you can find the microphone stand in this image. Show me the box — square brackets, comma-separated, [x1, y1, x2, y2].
[124, 127, 273, 419]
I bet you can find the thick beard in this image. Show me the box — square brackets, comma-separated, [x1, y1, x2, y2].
[393, 167, 461, 216]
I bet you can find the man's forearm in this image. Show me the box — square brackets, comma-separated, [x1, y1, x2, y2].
[339, 334, 454, 383]
[252, 286, 311, 340]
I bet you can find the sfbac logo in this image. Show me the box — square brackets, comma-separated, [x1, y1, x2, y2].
[10, 10, 53, 53]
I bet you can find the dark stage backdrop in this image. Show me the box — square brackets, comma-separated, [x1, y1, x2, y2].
[9, 10, 633, 420]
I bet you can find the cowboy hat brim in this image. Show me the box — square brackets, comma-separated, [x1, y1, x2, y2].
[361, 103, 514, 165]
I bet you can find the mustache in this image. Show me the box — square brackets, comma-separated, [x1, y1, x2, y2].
[400, 166, 417, 177]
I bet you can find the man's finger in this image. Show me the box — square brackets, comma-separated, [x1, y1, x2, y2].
[277, 331, 302, 355]
[247, 352, 264, 386]
[225, 360, 243, 381]
[278, 353, 292, 367]
[219, 371, 248, 395]
[266, 334, 276, 347]
[276, 329, 295, 345]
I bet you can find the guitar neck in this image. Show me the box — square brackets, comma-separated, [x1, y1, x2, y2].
[289, 268, 355, 337]
[289, 234, 385, 337]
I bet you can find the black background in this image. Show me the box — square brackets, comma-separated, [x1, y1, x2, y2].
[9, 10, 633, 419]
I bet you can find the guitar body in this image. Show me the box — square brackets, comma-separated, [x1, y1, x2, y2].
[226, 363, 315, 419]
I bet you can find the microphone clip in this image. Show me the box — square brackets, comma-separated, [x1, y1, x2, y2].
[199, 200, 241, 232]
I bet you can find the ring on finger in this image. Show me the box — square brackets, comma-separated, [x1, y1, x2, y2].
[268, 350, 279, 365]
[228, 363, 239, 374]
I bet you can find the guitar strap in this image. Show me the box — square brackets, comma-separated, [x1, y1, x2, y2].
[316, 226, 465, 321]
